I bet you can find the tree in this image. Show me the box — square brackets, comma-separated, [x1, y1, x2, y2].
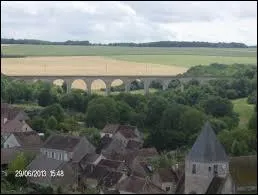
[38, 89, 55, 107]
[40, 103, 65, 122]
[116, 101, 133, 123]
[201, 96, 233, 117]
[31, 116, 46, 132]
[79, 128, 101, 146]
[86, 97, 119, 129]
[248, 112, 257, 131]
[146, 96, 168, 127]
[47, 116, 58, 130]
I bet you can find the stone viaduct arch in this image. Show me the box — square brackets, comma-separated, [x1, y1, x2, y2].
[7, 75, 232, 96]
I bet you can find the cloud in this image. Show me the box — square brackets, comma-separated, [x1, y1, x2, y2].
[1, 1, 257, 45]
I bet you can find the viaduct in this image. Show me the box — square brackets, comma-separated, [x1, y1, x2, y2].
[7, 75, 231, 95]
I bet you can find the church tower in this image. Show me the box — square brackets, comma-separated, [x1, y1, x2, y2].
[184, 121, 229, 194]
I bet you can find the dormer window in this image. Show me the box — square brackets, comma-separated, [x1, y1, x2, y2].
[192, 164, 196, 174]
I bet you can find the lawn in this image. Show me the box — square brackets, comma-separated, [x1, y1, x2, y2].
[231, 98, 255, 129]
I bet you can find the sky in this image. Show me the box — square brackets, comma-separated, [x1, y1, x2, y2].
[1, 1, 257, 45]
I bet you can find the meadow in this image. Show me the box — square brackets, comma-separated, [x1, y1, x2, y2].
[232, 98, 255, 129]
[1, 44, 257, 89]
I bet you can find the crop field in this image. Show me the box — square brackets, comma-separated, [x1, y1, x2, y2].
[232, 98, 255, 129]
[1, 44, 257, 90]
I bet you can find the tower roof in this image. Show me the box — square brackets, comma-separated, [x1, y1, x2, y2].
[186, 121, 228, 162]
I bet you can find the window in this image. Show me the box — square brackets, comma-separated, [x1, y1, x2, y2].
[208, 166, 211, 172]
[166, 187, 170, 192]
[52, 152, 54, 158]
[192, 164, 196, 174]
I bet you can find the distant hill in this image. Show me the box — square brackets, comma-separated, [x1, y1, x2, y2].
[1, 38, 250, 48]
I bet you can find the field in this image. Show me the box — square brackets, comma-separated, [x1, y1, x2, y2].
[1, 44, 257, 90]
[232, 98, 255, 129]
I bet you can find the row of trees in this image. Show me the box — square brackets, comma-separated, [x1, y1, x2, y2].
[1, 38, 250, 48]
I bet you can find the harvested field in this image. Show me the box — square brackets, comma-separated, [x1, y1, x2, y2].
[1, 56, 187, 90]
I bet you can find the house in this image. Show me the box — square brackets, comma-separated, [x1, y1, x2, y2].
[1, 103, 29, 123]
[3, 131, 42, 149]
[116, 176, 165, 194]
[81, 164, 127, 190]
[1, 119, 33, 139]
[151, 168, 178, 193]
[27, 134, 96, 188]
[98, 159, 128, 173]
[101, 124, 120, 138]
[40, 134, 95, 162]
[27, 154, 76, 188]
[113, 125, 143, 147]
[1, 103, 32, 140]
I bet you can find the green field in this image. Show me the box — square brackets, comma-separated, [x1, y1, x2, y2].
[232, 98, 255, 129]
[2, 44, 257, 67]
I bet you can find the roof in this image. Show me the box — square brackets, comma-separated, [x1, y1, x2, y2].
[229, 155, 257, 187]
[83, 164, 123, 188]
[117, 126, 137, 139]
[100, 171, 123, 188]
[26, 154, 67, 184]
[80, 153, 100, 164]
[13, 131, 43, 147]
[117, 176, 165, 194]
[137, 148, 159, 158]
[158, 168, 178, 183]
[1, 120, 26, 133]
[1, 147, 21, 165]
[206, 176, 226, 194]
[98, 159, 123, 170]
[126, 140, 142, 150]
[186, 121, 228, 162]
[96, 135, 113, 153]
[1, 103, 29, 121]
[42, 134, 81, 152]
[102, 124, 120, 134]
[83, 164, 110, 180]
[102, 139, 127, 155]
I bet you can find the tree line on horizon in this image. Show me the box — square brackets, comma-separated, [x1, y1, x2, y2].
[1, 38, 253, 48]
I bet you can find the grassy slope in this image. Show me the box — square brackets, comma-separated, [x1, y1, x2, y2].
[232, 98, 255, 129]
[2, 44, 257, 67]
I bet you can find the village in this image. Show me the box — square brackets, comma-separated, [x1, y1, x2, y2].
[1, 103, 256, 194]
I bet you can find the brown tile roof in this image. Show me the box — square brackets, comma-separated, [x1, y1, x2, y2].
[98, 159, 123, 170]
[117, 125, 137, 139]
[158, 168, 178, 183]
[229, 155, 257, 187]
[1, 147, 21, 165]
[100, 171, 123, 188]
[83, 164, 123, 188]
[13, 131, 43, 147]
[1, 120, 26, 133]
[117, 176, 165, 194]
[126, 140, 142, 150]
[42, 134, 81, 152]
[102, 124, 120, 134]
